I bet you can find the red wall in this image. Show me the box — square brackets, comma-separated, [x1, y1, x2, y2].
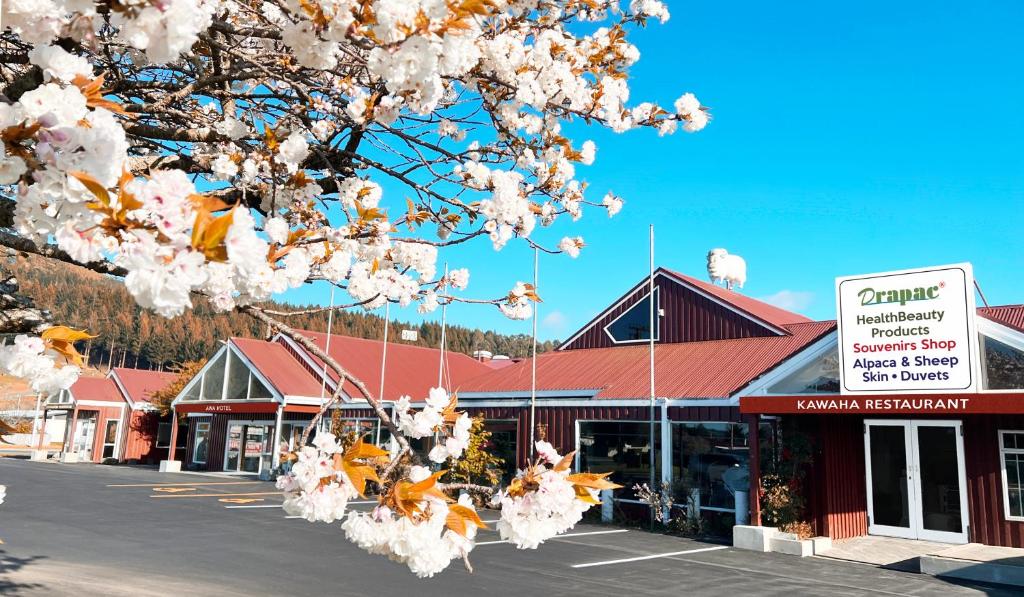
[560, 276, 777, 351]
[964, 415, 1024, 547]
[70, 405, 125, 463]
[120, 410, 169, 464]
[801, 414, 1024, 547]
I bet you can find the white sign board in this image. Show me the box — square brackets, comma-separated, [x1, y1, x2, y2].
[836, 263, 979, 394]
[400, 329, 419, 341]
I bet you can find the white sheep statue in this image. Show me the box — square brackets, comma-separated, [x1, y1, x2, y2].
[707, 248, 746, 290]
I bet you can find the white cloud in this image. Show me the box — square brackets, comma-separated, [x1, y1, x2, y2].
[541, 310, 568, 332]
[758, 290, 814, 313]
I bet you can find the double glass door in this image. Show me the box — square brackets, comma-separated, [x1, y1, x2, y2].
[73, 415, 96, 460]
[864, 420, 968, 543]
[225, 423, 273, 474]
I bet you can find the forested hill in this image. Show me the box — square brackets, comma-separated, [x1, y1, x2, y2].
[9, 255, 559, 371]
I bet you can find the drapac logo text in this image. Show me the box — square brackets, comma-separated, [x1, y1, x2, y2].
[858, 284, 940, 307]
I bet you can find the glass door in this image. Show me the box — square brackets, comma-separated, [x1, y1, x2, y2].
[242, 425, 267, 473]
[101, 419, 120, 459]
[912, 421, 968, 543]
[74, 415, 96, 460]
[225, 423, 243, 471]
[865, 421, 915, 539]
[864, 420, 968, 544]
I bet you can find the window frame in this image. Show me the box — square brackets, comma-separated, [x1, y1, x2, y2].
[574, 419, 662, 501]
[672, 421, 751, 515]
[192, 421, 211, 465]
[999, 430, 1024, 522]
[602, 288, 661, 345]
[155, 421, 172, 448]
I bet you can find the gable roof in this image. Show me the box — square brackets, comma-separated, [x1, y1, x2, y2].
[110, 368, 177, 406]
[230, 338, 325, 398]
[559, 267, 812, 350]
[661, 269, 813, 328]
[69, 377, 125, 404]
[460, 320, 836, 399]
[979, 305, 1024, 334]
[287, 331, 493, 401]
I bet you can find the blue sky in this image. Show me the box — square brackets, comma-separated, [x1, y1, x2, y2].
[287, 0, 1024, 342]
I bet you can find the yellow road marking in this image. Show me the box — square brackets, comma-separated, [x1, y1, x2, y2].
[219, 498, 265, 504]
[150, 491, 282, 499]
[152, 487, 197, 493]
[108, 481, 262, 488]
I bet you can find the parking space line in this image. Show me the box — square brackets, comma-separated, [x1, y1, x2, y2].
[108, 481, 262, 488]
[224, 504, 282, 509]
[477, 529, 629, 546]
[150, 491, 281, 499]
[570, 545, 728, 568]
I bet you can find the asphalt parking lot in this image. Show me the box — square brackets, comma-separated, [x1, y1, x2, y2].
[0, 457, 1014, 597]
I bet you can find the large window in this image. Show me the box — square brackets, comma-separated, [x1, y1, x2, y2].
[674, 422, 750, 513]
[983, 336, 1024, 390]
[578, 421, 660, 500]
[1000, 431, 1024, 520]
[603, 289, 660, 344]
[193, 421, 211, 464]
[766, 353, 840, 394]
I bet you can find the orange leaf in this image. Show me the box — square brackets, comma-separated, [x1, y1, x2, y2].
[42, 326, 97, 367]
[70, 171, 111, 206]
[552, 450, 576, 473]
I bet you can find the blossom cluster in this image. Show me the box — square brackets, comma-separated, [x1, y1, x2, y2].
[342, 467, 481, 578]
[492, 441, 616, 549]
[0, 335, 79, 396]
[276, 433, 359, 523]
[394, 387, 472, 464]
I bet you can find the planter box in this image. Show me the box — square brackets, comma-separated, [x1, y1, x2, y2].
[60, 452, 80, 464]
[733, 525, 778, 552]
[811, 536, 832, 555]
[770, 535, 814, 557]
[158, 460, 181, 473]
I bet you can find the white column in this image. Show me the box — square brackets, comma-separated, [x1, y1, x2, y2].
[270, 405, 284, 477]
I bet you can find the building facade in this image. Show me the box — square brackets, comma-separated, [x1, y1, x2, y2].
[41, 368, 176, 464]
[739, 304, 1024, 547]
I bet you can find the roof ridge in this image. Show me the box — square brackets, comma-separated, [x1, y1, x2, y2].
[294, 329, 480, 359]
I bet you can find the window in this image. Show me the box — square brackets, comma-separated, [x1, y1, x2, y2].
[193, 421, 211, 464]
[674, 423, 750, 513]
[578, 421, 660, 500]
[983, 336, 1024, 390]
[200, 351, 227, 400]
[767, 352, 841, 394]
[101, 419, 119, 459]
[1000, 431, 1024, 520]
[604, 289, 660, 344]
[224, 350, 249, 400]
[156, 422, 172, 448]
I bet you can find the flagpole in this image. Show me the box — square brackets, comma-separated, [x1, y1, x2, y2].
[648, 224, 656, 526]
[319, 285, 336, 433]
[529, 247, 539, 457]
[438, 262, 448, 388]
[376, 301, 390, 445]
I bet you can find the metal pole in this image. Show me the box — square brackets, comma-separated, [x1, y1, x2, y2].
[529, 248, 539, 457]
[376, 301, 390, 445]
[438, 263, 448, 388]
[649, 224, 657, 526]
[320, 286, 336, 403]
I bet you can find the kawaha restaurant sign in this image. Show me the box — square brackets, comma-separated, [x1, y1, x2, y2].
[740, 394, 1024, 414]
[835, 263, 980, 394]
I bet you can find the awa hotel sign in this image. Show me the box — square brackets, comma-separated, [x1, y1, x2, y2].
[835, 263, 980, 394]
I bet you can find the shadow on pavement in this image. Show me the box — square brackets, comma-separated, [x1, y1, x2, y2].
[0, 549, 47, 595]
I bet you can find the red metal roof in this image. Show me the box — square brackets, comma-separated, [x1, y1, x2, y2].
[979, 305, 1024, 334]
[460, 321, 836, 399]
[69, 377, 125, 403]
[111, 368, 177, 405]
[293, 331, 494, 401]
[663, 269, 813, 328]
[231, 338, 325, 398]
